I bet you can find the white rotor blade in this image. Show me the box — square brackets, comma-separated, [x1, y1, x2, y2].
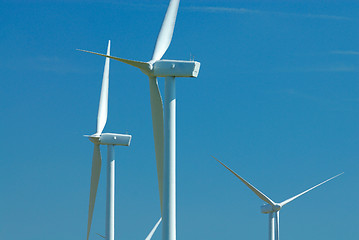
[275, 211, 280, 240]
[152, 0, 180, 61]
[77, 49, 150, 71]
[95, 233, 106, 239]
[280, 172, 344, 207]
[87, 144, 102, 240]
[213, 156, 276, 206]
[149, 77, 164, 214]
[145, 218, 162, 240]
[96, 41, 111, 135]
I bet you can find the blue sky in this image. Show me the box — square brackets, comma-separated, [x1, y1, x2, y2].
[0, 0, 358, 240]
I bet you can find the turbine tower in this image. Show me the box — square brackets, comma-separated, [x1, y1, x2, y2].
[78, 1, 199, 240]
[213, 156, 343, 240]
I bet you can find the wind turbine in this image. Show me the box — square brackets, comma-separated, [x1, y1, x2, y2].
[84, 40, 129, 240]
[212, 156, 343, 240]
[84, 41, 162, 240]
[78, 1, 200, 240]
[85, 40, 132, 240]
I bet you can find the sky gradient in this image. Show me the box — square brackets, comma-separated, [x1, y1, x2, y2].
[0, 1, 358, 240]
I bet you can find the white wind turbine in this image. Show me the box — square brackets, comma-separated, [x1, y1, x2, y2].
[213, 156, 343, 240]
[84, 40, 161, 240]
[78, 1, 199, 240]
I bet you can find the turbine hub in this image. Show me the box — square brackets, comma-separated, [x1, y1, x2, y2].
[261, 204, 281, 213]
[85, 134, 100, 144]
[273, 204, 281, 211]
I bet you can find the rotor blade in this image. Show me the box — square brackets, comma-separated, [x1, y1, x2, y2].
[275, 211, 280, 240]
[149, 76, 164, 214]
[212, 156, 276, 206]
[145, 218, 162, 240]
[96, 40, 111, 135]
[95, 233, 106, 239]
[280, 172, 344, 207]
[77, 49, 150, 71]
[87, 144, 102, 240]
[151, 0, 180, 61]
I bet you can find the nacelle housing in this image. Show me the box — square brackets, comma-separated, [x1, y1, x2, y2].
[152, 60, 200, 78]
[261, 204, 274, 214]
[99, 133, 132, 146]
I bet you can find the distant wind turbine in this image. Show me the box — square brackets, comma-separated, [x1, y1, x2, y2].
[84, 41, 160, 240]
[213, 156, 343, 240]
[78, 1, 200, 240]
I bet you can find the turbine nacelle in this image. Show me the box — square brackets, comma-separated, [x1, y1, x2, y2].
[149, 59, 200, 78]
[86, 133, 132, 146]
[261, 203, 281, 214]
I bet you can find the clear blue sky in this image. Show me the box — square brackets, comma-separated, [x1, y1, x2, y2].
[0, 0, 358, 240]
